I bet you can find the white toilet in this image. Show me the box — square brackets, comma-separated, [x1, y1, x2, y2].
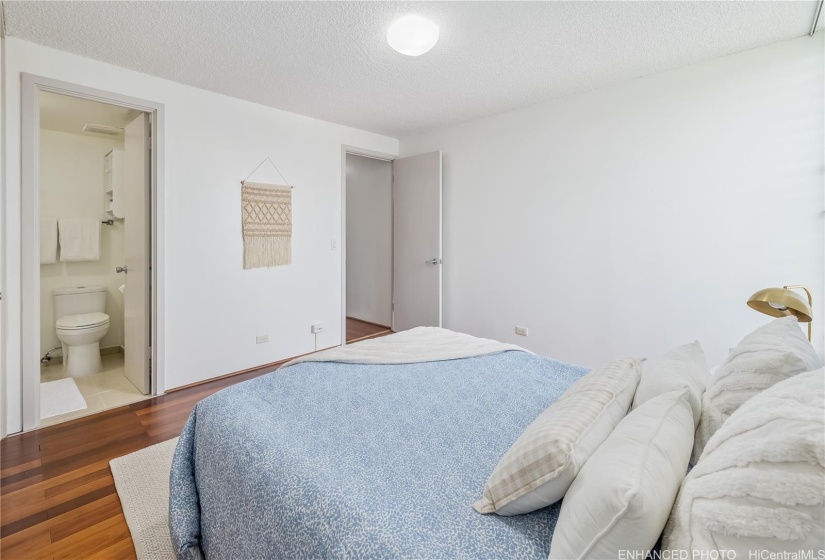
[53, 286, 110, 377]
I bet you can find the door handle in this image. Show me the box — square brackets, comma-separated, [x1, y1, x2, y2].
[116, 266, 128, 274]
[425, 258, 442, 265]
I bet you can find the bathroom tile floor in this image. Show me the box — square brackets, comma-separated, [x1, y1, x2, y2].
[40, 352, 151, 427]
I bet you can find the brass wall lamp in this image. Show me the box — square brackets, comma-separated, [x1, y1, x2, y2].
[747, 285, 813, 341]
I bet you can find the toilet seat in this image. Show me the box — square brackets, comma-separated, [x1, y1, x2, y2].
[56, 312, 110, 330]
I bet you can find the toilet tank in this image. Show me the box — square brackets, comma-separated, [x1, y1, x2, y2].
[53, 286, 107, 320]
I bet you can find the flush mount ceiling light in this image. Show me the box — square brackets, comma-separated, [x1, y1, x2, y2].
[387, 15, 439, 56]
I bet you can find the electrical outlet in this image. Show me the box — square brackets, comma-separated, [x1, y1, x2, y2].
[515, 326, 529, 336]
[256, 334, 269, 344]
[311, 323, 324, 334]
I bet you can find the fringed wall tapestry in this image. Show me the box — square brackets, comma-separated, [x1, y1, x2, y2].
[241, 181, 292, 268]
[240, 158, 294, 269]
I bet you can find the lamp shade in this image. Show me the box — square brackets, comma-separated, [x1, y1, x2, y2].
[747, 287, 812, 323]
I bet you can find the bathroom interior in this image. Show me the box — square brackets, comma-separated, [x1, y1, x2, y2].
[38, 91, 151, 427]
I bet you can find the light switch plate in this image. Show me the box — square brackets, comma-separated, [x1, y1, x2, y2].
[515, 326, 528, 336]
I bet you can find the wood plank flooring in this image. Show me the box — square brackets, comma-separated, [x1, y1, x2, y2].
[0, 362, 283, 559]
[346, 317, 392, 343]
[1, 328, 394, 559]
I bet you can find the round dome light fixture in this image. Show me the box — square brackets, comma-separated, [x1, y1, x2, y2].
[387, 15, 439, 56]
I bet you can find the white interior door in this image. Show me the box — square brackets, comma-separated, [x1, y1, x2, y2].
[123, 113, 151, 394]
[392, 151, 442, 332]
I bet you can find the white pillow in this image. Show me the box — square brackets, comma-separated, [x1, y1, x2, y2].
[723, 316, 820, 372]
[694, 317, 822, 462]
[632, 341, 709, 428]
[473, 358, 642, 516]
[664, 369, 825, 556]
[549, 389, 694, 559]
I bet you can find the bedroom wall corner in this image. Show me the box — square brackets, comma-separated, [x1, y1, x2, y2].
[399, 33, 825, 368]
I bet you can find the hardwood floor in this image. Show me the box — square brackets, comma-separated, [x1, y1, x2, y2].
[346, 317, 392, 343]
[0, 361, 283, 559]
[1, 327, 395, 560]
[0, 326, 391, 560]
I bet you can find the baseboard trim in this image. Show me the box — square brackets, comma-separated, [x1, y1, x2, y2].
[164, 347, 329, 394]
[162, 325, 392, 396]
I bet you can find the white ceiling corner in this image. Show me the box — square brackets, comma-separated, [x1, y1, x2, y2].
[4, 1, 821, 138]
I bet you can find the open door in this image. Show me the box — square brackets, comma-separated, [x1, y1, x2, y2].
[392, 151, 442, 332]
[123, 113, 151, 394]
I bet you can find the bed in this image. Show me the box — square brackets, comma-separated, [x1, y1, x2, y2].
[169, 321, 825, 559]
[169, 328, 588, 559]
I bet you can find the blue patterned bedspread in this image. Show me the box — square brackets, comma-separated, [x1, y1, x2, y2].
[169, 351, 587, 559]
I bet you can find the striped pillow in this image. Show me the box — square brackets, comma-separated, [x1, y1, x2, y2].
[473, 357, 642, 516]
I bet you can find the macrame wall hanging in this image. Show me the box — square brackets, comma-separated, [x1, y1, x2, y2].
[240, 158, 293, 269]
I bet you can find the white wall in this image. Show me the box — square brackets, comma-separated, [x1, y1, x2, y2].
[39, 130, 125, 356]
[346, 155, 393, 327]
[3, 38, 398, 433]
[401, 34, 825, 369]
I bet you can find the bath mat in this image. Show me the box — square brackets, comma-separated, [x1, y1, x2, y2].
[110, 438, 178, 560]
[40, 378, 87, 419]
[241, 181, 292, 268]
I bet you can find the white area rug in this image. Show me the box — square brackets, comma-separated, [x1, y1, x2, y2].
[40, 378, 87, 418]
[110, 438, 178, 560]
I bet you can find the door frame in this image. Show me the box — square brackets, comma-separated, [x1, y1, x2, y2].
[340, 145, 397, 346]
[19, 73, 166, 431]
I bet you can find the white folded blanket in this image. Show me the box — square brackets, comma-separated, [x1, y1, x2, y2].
[40, 218, 58, 264]
[59, 218, 100, 262]
[281, 327, 530, 368]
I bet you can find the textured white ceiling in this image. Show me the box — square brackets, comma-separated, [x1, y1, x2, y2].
[4, 1, 822, 137]
[40, 91, 142, 137]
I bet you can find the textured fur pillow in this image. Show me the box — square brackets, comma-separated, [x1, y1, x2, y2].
[693, 317, 821, 462]
[663, 369, 825, 556]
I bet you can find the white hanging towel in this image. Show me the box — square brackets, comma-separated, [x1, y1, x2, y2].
[58, 218, 101, 261]
[40, 218, 58, 264]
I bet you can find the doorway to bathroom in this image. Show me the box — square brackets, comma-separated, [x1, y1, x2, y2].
[20, 75, 165, 430]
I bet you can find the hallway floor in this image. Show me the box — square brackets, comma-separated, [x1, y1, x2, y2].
[346, 317, 392, 343]
[40, 352, 151, 427]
